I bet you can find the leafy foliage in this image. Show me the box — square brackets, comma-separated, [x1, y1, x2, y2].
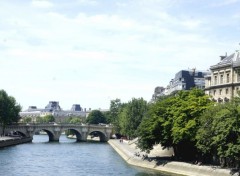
[137, 89, 213, 160]
[137, 95, 174, 152]
[36, 114, 55, 123]
[86, 110, 107, 124]
[196, 102, 240, 167]
[22, 117, 32, 123]
[69, 117, 82, 124]
[108, 99, 122, 133]
[0, 90, 21, 134]
[119, 98, 148, 139]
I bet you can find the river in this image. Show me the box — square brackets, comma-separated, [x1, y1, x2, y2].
[0, 135, 176, 176]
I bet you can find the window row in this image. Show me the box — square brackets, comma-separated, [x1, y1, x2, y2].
[213, 73, 230, 85]
[213, 88, 229, 95]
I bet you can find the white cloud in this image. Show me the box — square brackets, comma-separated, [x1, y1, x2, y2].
[31, 0, 53, 8]
[0, 0, 240, 109]
[211, 0, 240, 6]
[77, 0, 98, 6]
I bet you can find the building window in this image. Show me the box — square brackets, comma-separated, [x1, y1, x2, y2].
[220, 89, 222, 95]
[220, 75, 223, 84]
[214, 75, 217, 85]
[226, 73, 230, 83]
[214, 90, 216, 95]
[226, 89, 228, 94]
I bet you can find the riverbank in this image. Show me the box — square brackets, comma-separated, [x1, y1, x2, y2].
[0, 136, 32, 148]
[108, 139, 238, 176]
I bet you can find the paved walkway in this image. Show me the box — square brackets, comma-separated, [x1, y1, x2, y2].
[108, 139, 235, 176]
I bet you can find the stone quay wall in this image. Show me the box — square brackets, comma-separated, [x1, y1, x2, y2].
[108, 139, 237, 176]
[0, 137, 32, 148]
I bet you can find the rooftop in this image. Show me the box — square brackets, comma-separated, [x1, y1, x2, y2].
[211, 51, 240, 69]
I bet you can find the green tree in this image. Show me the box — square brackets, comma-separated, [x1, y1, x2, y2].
[196, 102, 240, 167]
[86, 110, 107, 124]
[119, 98, 148, 139]
[108, 99, 122, 133]
[0, 90, 21, 134]
[22, 117, 32, 123]
[103, 111, 111, 124]
[137, 89, 213, 160]
[36, 114, 55, 123]
[137, 95, 175, 152]
[44, 114, 55, 122]
[69, 117, 82, 124]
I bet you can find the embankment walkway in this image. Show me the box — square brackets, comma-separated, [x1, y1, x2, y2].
[108, 139, 238, 176]
[0, 136, 32, 148]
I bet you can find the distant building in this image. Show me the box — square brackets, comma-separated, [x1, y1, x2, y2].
[205, 50, 240, 102]
[151, 86, 165, 101]
[164, 69, 209, 95]
[20, 101, 87, 123]
[151, 69, 209, 102]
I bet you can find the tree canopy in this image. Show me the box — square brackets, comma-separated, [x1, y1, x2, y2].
[0, 90, 21, 134]
[108, 98, 122, 133]
[86, 110, 107, 124]
[36, 114, 55, 123]
[196, 101, 240, 167]
[119, 97, 148, 139]
[137, 89, 213, 160]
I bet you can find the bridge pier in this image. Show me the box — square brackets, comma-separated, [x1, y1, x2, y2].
[49, 128, 62, 141]
[79, 132, 88, 142]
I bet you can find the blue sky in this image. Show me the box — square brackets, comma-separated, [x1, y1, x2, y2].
[0, 0, 240, 110]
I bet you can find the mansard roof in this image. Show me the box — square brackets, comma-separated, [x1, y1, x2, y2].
[211, 51, 240, 69]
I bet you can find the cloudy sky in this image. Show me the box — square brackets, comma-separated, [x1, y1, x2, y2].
[0, 0, 240, 110]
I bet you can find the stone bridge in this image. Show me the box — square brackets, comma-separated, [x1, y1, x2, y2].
[2, 123, 113, 142]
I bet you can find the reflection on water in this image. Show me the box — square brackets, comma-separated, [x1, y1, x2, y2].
[0, 135, 176, 176]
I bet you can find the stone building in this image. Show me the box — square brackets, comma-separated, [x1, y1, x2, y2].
[205, 51, 240, 102]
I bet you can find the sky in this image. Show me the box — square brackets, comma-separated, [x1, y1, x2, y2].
[0, 0, 240, 111]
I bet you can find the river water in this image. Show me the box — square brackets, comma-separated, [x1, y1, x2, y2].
[0, 135, 176, 176]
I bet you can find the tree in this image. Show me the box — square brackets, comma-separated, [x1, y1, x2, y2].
[44, 114, 55, 122]
[86, 110, 107, 124]
[119, 98, 148, 139]
[69, 117, 82, 124]
[137, 95, 175, 152]
[103, 111, 111, 124]
[108, 99, 122, 133]
[196, 102, 240, 167]
[22, 117, 32, 123]
[137, 89, 213, 161]
[0, 90, 21, 135]
[36, 114, 55, 123]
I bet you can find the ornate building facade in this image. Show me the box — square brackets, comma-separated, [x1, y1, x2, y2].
[205, 51, 240, 102]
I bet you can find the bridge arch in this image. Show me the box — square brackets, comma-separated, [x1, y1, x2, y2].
[65, 129, 82, 142]
[33, 129, 55, 142]
[88, 130, 108, 142]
